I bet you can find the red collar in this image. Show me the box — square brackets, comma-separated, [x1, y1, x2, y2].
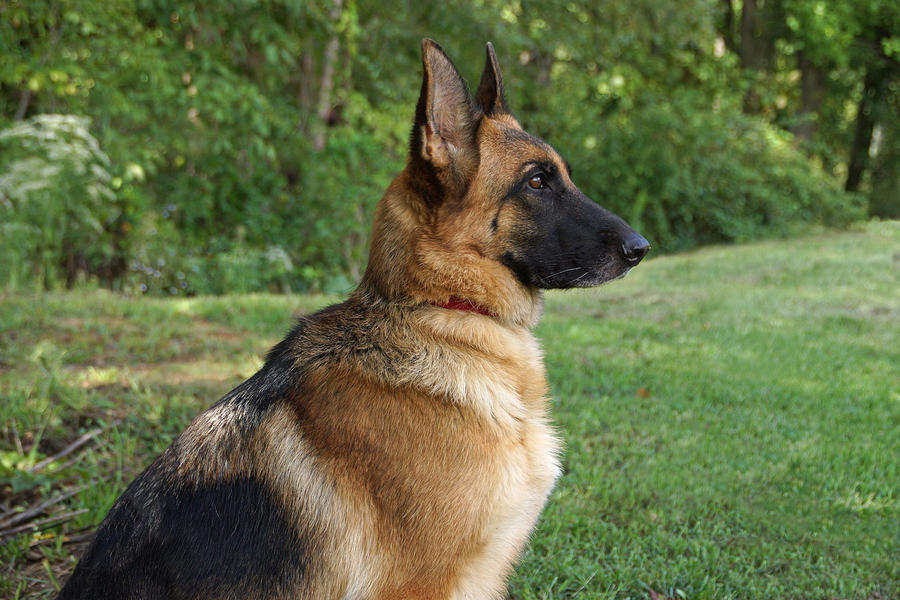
[431, 297, 495, 317]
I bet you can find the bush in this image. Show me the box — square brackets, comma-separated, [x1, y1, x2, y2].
[569, 96, 867, 252]
[0, 115, 125, 288]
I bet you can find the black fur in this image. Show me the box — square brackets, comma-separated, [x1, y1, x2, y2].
[58, 470, 311, 600]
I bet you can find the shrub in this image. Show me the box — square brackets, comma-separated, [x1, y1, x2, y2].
[0, 115, 125, 288]
[558, 95, 866, 253]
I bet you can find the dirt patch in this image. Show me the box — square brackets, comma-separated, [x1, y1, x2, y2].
[128, 357, 257, 387]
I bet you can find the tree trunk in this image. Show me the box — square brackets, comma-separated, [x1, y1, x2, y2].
[740, 0, 764, 113]
[298, 44, 315, 116]
[845, 68, 878, 192]
[720, 0, 736, 54]
[313, 0, 343, 151]
[14, 89, 33, 120]
[869, 119, 900, 217]
[739, 0, 762, 69]
[792, 50, 826, 144]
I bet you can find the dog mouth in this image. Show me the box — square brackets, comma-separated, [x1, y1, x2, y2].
[501, 236, 648, 290]
[571, 265, 632, 288]
[534, 262, 632, 289]
[613, 267, 632, 281]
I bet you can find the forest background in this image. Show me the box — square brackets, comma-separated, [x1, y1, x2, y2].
[2, 0, 898, 295]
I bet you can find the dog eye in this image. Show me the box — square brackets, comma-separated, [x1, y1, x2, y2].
[527, 174, 545, 190]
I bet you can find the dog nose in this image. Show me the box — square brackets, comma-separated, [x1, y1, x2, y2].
[621, 233, 650, 265]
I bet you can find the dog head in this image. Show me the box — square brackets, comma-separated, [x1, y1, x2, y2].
[363, 40, 649, 324]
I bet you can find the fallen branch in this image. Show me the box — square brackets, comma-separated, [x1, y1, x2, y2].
[0, 484, 89, 529]
[28, 427, 104, 474]
[0, 509, 89, 540]
[28, 530, 94, 550]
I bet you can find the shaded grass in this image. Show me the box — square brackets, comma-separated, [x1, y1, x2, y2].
[1, 221, 898, 599]
[0, 293, 333, 598]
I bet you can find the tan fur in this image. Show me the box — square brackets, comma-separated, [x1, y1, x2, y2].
[257, 298, 560, 599]
[247, 46, 569, 597]
[162, 287, 560, 599]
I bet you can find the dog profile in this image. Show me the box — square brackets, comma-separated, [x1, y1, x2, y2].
[57, 39, 649, 599]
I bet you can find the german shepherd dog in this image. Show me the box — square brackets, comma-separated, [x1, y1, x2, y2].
[58, 40, 649, 600]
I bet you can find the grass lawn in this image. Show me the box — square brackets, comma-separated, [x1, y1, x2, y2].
[1, 221, 898, 599]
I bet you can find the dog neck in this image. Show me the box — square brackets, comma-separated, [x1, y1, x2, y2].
[360, 173, 544, 328]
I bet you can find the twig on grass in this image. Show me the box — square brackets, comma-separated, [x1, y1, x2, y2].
[0, 509, 89, 540]
[28, 530, 94, 550]
[27, 427, 105, 474]
[10, 418, 25, 455]
[0, 484, 89, 529]
[571, 570, 598, 596]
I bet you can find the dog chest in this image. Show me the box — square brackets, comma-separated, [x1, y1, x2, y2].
[447, 410, 561, 600]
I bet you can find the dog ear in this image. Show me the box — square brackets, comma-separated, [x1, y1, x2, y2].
[475, 42, 509, 117]
[413, 39, 477, 170]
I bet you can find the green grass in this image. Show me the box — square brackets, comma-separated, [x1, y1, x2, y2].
[1, 221, 898, 599]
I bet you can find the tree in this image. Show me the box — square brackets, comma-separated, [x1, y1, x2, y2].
[717, 0, 900, 210]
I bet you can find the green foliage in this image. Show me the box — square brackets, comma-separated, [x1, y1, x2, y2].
[0, 0, 889, 294]
[0, 115, 122, 289]
[567, 95, 866, 251]
[733, 0, 899, 205]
